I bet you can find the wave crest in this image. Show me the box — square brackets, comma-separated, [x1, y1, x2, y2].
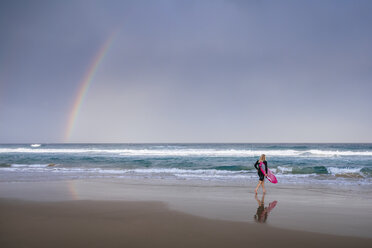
[0, 148, 371, 157]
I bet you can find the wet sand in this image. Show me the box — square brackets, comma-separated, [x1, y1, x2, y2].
[0, 178, 372, 247]
[1, 198, 371, 248]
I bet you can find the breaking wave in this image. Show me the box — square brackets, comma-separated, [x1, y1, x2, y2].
[0, 148, 372, 157]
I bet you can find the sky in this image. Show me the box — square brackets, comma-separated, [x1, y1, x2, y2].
[0, 0, 371, 143]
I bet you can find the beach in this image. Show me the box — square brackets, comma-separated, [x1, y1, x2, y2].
[1, 178, 372, 248]
[1, 143, 372, 247]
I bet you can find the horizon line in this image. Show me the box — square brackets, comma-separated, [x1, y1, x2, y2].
[1, 142, 372, 145]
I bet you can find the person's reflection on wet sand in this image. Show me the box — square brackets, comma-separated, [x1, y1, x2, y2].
[254, 193, 278, 223]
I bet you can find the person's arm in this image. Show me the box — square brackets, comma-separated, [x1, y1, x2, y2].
[264, 161, 268, 175]
[254, 160, 259, 170]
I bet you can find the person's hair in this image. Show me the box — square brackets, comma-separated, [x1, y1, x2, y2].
[259, 154, 266, 161]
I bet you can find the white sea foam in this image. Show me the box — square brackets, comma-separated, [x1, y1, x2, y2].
[121, 168, 254, 180]
[123, 168, 246, 175]
[0, 165, 316, 180]
[11, 164, 50, 168]
[327, 167, 362, 175]
[30, 144, 41, 147]
[276, 166, 293, 173]
[1, 148, 371, 157]
[122, 168, 253, 180]
[174, 173, 250, 179]
[1, 164, 368, 178]
[1, 166, 371, 185]
[306, 149, 372, 157]
[0, 148, 94, 153]
[1, 166, 248, 176]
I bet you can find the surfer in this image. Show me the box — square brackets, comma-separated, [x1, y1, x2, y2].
[254, 154, 268, 194]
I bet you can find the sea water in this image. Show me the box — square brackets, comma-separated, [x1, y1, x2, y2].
[0, 143, 371, 185]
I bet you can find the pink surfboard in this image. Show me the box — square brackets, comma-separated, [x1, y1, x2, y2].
[259, 162, 278, 184]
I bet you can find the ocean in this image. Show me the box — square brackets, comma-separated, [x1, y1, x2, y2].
[1, 143, 371, 185]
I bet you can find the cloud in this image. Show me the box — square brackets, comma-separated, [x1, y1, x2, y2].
[1, 0, 372, 142]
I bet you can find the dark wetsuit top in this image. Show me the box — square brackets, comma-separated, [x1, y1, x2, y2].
[254, 160, 268, 181]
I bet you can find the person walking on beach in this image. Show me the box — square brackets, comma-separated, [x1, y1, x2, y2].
[254, 154, 268, 194]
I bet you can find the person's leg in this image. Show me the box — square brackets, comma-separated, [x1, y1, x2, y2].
[262, 180, 266, 193]
[255, 194, 261, 205]
[255, 181, 262, 194]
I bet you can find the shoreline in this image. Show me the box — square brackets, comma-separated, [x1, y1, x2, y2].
[1, 178, 372, 239]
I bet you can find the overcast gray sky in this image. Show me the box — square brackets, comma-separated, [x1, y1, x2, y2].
[0, 0, 371, 143]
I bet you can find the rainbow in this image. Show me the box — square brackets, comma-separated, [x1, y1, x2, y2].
[65, 32, 117, 142]
[67, 180, 79, 200]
